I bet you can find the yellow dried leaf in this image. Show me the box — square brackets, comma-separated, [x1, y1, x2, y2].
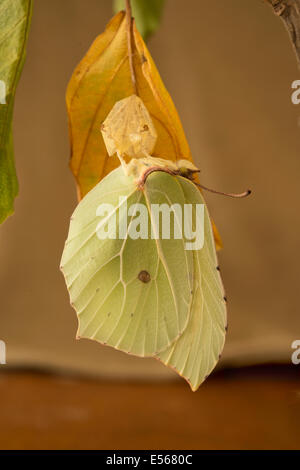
[66, 11, 222, 249]
[66, 11, 192, 196]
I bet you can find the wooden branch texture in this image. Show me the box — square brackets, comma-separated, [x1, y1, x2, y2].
[267, 0, 300, 66]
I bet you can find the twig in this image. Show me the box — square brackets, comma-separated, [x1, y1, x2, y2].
[266, 0, 300, 67]
[125, 0, 138, 94]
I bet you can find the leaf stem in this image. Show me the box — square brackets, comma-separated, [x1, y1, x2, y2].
[125, 0, 138, 95]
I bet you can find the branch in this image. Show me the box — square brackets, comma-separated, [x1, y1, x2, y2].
[266, 0, 300, 66]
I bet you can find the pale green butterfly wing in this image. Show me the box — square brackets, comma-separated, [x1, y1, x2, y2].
[157, 176, 227, 391]
[61, 166, 193, 357]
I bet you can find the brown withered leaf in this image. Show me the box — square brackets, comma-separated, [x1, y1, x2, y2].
[66, 11, 222, 249]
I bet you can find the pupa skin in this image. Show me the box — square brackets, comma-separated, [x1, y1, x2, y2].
[100, 95, 157, 159]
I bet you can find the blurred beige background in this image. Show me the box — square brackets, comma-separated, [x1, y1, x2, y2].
[0, 0, 300, 381]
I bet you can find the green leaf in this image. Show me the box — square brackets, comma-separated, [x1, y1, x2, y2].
[113, 0, 165, 41]
[0, 0, 33, 224]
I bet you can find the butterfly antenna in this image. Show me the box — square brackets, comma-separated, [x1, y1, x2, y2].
[194, 182, 251, 199]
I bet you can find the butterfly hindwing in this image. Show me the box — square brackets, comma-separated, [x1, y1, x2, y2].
[157, 176, 227, 391]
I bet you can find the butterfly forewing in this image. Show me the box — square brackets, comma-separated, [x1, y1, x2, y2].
[61, 167, 193, 357]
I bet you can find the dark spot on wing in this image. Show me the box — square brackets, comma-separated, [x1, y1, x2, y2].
[138, 270, 151, 283]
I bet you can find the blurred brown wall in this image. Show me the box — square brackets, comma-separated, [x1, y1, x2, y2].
[0, 0, 299, 380]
